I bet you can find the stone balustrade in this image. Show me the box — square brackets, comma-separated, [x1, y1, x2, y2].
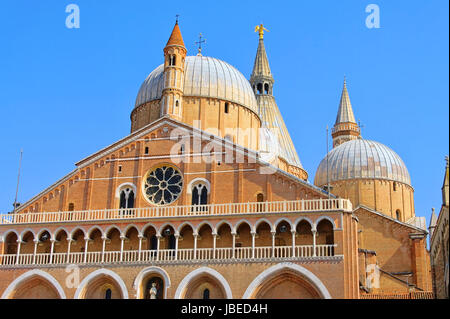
[0, 244, 338, 267]
[0, 199, 352, 225]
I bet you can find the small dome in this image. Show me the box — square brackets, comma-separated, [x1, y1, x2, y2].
[314, 139, 411, 187]
[135, 56, 258, 114]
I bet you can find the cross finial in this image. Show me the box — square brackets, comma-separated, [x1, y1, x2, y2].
[175, 14, 180, 24]
[445, 155, 449, 167]
[195, 33, 206, 55]
[358, 119, 365, 136]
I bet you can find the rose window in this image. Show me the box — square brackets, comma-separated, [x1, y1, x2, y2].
[143, 165, 183, 205]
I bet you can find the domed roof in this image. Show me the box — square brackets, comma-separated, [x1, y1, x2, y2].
[314, 139, 411, 187]
[135, 56, 258, 114]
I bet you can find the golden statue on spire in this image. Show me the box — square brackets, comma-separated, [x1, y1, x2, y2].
[255, 24, 269, 39]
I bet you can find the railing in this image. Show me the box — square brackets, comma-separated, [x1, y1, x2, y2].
[360, 291, 434, 299]
[0, 199, 352, 225]
[0, 244, 339, 267]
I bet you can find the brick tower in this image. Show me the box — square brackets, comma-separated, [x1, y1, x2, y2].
[161, 19, 186, 121]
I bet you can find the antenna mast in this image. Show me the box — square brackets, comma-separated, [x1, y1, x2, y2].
[326, 125, 330, 199]
[13, 149, 23, 213]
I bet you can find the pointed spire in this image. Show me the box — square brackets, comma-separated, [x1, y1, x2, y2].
[442, 155, 449, 206]
[335, 77, 356, 125]
[331, 77, 361, 148]
[429, 208, 438, 237]
[250, 25, 273, 82]
[443, 156, 449, 187]
[166, 20, 185, 47]
[250, 26, 306, 179]
[430, 208, 438, 227]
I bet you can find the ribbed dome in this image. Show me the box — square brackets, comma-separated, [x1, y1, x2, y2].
[135, 56, 258, 114]
[314, 139, 411, 187]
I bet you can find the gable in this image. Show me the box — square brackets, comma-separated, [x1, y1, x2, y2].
[15, 117, 328, 214]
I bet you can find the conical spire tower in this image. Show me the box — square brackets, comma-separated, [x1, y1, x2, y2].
[250, 25, 273, 88]
[250, 25, 307, 180]
[166, 20, 185, 47]
[161, 20, 187, 120]
[331, 78, 361, 148]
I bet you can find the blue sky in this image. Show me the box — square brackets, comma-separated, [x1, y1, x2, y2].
[0, 1, 448, 228]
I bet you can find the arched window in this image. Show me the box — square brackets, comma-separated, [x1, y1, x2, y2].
[256, 193, 264, 212]
[224, 102, 229, 114]
[119, 188, 135, 209]
[203, 288, 210, 299]
[316, 220, 335, 256]
[105, 288, 112, 299]
[169, 55, 176, 66]
[68, 203, 75, 211]
[396, 210, 401, 220]
[257, 83, 263, 94]
[5, 233, 18, 255]
[180, 144, 185, 155]
[393, 182, 397, 191]
[145, 146, 149, 154]
[257, 193, 264, 202]
[175, 100, 179, 107]
[264, 83, 269, 94]
[192, 183, 208, 206]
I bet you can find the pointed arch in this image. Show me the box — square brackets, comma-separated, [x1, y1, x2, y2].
[293, 217, 314, 229]
[115, 182, 137, 198]
[1, 229, 20, 241]
[174, 267, 232, 299]
[315, 216, 336, 230]
[70, 227, 87, 240]
[19, 228, 37, 241]
[254, 218, 274, 233]
[36, 228, 53, 240]
[53, 227, 70, 240]
[242, 263, 331, 299]
[123, 224, 141, 237]
[195, 221, 215, 235]
[215, 220, 234, 234]
[74, 269, 128, 299]
[187, 178, 211, 194]
[87, 226, 105, 239]
[141, 223, 158, 235]
[177, 221, 196, 236]
[105, 225, 123, 238]
[1, 269, 66, 299]
[158, 222, 176, 236]
[233, 219, 253, 233]
[273, 218, 294, 231]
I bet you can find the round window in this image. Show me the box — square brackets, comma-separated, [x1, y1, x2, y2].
[143, 165, 183, 205]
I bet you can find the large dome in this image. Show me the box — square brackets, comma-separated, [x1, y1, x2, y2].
[135, 56, 258, 114]
[314, 139, 411, 187]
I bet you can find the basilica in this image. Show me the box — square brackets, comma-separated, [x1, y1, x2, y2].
[0, 21, 434, 299]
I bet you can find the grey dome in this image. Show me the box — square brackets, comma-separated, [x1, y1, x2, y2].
[314, 139, 411, 187]
[135, 56, 258, 114]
